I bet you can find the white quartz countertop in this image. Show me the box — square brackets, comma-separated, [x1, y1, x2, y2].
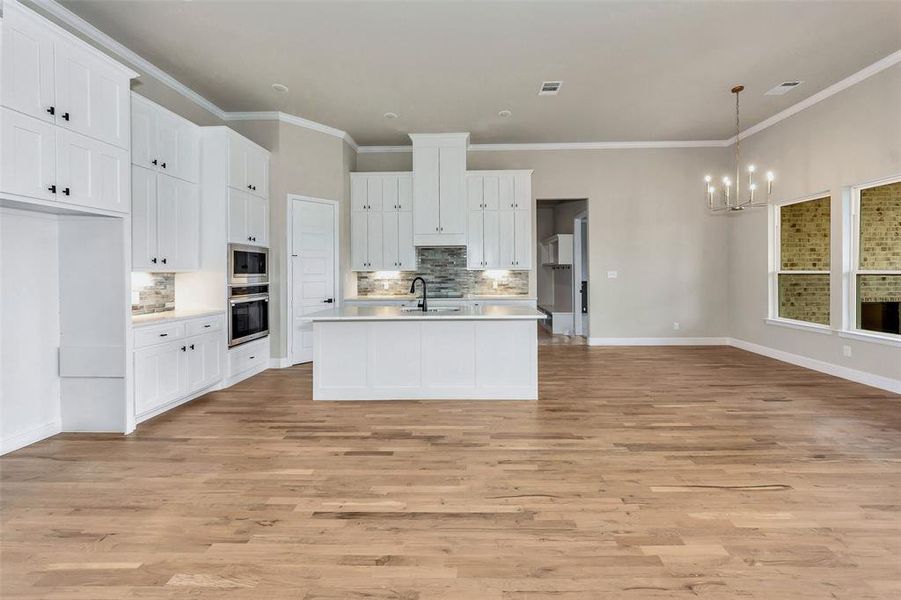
[307, 304, 546, 322]
[132, 308, 225, 328]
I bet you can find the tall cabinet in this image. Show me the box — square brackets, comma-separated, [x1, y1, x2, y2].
[410, 133, 468, 246]
[226, 131, 270, 247]
[130, 94, 201, 271]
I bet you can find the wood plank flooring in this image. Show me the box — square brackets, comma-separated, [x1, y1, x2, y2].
[2, 345, 900, 599]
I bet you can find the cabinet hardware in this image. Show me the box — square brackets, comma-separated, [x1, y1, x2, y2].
[47, 106, 55, 116]
[440, 227, 443, 232]
[203, 324, 211, 328]
[161, 258, 167, 264]
[252, 185, 256, 191]
[152, 159, 158, 166]
[161, 162, 166, 169]
[435, 227, 439, 232]
[249, 355, 255, 360]
[247, 184, 252, 190]
[159, 333, 168, 337]
[510, 203, 514, 207]
[189, 344, 195, 350]
[323, 298, 334, 303]
[181, 346, 187, 352]
[61, 112, 70, 121]
[62, 187, 70, 196]
[151, 258, 157, 263]
[48, 185, 56, 194]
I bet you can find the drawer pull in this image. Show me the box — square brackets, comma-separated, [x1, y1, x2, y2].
[204, 324, 211, 328]
[159, 333, 168, 337]
[249, 355, 255, 360]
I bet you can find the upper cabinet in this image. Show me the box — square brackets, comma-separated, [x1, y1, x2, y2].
[228, 188, 269, 247]
[131, 94, 199, 183]
[466, 171, 532, 270]
[410, 133, 468, 246]
[0, 2, 136, 213]
[227, 132, 269, 199]
[350, 173, 415, 271]
[132, 166, 200, 272]
[1, 2, 133, 150]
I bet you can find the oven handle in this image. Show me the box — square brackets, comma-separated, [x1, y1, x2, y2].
[229, 294, 270, 305]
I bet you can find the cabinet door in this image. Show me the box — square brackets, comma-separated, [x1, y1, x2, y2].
[437, 145, 466, 234]
[366, 176, 383, 212]
[467, 210, 484, 269]
[228, 187, 248, 244]
[514, 173, 531, 210]
[173, 119, 200, 183]
[397, 211, 415, 271]
[351, 210, 369, 270]
[397, 175, 413, 211]
[484, 210, 502, 269]
[131, 166, 158, 270]
[483, 175, 500, 211]
[0, 6, 56, 123]
[246, 194, 269, 246]
[0, 108, 56, 201]
[467, 175, 483, 211]
[55, 40, 129, 149]
[155, 111, 179, 175]
[382, 211, 399, 269]
[498, 209, 516, 268]
[173, 178, 200, 270]
[185, 333, 222, 394]
[382, 176, 398, 211]
[227, 135, 247, 191]
[56, 127, 129, 213]
[351, 176, 367, 211]
[413, 145, 439, 235]
[498, 174, 515, 210]
[155, 174, 178, 268]
[366, 210, 384, 270]
[130, 95, 157, 170]
[513, 208, 532, 269]
[245, 146, 267, 198]
[134, 342, 185, 416]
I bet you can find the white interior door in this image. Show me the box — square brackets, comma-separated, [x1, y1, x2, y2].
[291, 197, 337, 365]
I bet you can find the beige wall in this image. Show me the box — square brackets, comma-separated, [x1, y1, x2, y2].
[728, 63, 901, 382]
[358, 147, 733, 339]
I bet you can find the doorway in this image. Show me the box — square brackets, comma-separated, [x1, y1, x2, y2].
[288, 195, 339, 365]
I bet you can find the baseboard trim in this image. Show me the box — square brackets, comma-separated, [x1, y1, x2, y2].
[1, 420, 62, 455]
[135, 381, 221, 425]
[269, 358, 291, 369]
[223, 364, 269, 388]
[727, 338, 901, 395]
[588, 337, 730, 346]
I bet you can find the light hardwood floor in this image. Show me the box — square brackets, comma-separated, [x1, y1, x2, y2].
[2, 345, 900, 599]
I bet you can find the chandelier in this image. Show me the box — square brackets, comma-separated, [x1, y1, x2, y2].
[705, 85, 773, 211]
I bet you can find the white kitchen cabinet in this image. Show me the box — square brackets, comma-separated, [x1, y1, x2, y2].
[1, 2, 133, 150]
[227, 132, 269, 199]
[411, 134, 469, 246]
[350, 173, 416, 271]
[0, 107, 56, 202]
[467, 171, 532, 270]
[133, 316, 225, 420]
[132, 166, 200, 271]
[228, 187, 269, 246]
[131, 94, 199, 183]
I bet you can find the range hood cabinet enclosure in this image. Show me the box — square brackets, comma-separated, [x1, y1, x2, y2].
[411, 133, 469, 247]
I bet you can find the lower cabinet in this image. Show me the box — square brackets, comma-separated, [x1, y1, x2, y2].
[134, 318, 224, 419]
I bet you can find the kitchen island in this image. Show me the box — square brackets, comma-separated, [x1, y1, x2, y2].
[308, 305, 545, 400]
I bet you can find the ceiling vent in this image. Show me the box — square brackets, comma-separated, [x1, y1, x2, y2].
[538, 81, 563, 95]
[764, 81, 804, 96]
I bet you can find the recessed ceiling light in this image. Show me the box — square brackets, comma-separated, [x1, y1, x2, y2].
[271, 83, 288, 93]
[538, 81, 563, 96]
[764, 81, 804, 96]
[383, 112, 398, 119]
[498, 109, 512, 118]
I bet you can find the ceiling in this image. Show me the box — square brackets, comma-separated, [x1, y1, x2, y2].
[57, 0, 901, 146]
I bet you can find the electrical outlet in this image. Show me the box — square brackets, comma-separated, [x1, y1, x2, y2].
[383, 281, 389, 290]
[842, 345, 852, 358]
[673, 322, 680, 331]
[607, 271, 618, 279]
[493, 280, 498, 289]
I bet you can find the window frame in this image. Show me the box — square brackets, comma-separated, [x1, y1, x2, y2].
[847, 175, 901, 344]
[768, 191, 833, 331]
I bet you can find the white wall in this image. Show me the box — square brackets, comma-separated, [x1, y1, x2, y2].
[728, 63, 901, 384]
[0, 209, 61, 453]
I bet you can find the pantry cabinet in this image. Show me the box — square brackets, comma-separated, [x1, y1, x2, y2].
[132, 166, 200, 271]
[131, 94, 199, 183]
[466, 171, 532, 270]
[228, 187, 269, 247]
[1, 2, 133, 150]
[350, 173, 415, 271]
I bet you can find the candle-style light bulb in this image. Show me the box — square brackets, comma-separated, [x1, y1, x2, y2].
[766, 171, 775, 196]
[748, 165, 756, 173]
[704, 175, 712, 183]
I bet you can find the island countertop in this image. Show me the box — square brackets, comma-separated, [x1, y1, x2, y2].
[307, 304, 545, 322]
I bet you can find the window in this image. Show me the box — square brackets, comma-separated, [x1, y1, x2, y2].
[773, 195, 831, 325]
[851, 180, 901, 337]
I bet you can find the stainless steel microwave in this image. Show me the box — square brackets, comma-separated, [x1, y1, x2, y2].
[228, 244, 269, 285]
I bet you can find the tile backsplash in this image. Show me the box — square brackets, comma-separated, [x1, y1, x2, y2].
[132, 273, 175, 315]
[356, 247, 529, 297]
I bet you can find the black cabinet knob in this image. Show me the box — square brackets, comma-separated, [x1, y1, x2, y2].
[181, 346, 187, 352]
[247, 184, 252, 190]
[48, 185, 56, 193]
[189, 344, 195, 350]
[161, 162, 166, 169]
[161, 258, 167, 264]
[46, 106, 55, 116]
[151, 258, 157, 263]
[61, 112, 70, 121]
[62, 187, 70, 196]
[323, 298, 334, 304]
[151, 159, 158, 166]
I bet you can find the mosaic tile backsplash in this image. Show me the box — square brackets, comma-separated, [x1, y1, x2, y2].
[356, 247, 529, 297]
[131, 273, 175, 315]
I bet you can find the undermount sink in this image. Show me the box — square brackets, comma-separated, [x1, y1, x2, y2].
[400, 306, 461, 313]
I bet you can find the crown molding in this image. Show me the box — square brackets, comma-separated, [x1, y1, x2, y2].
[358, 140, 729, 153]
[227, 111, 358, 150]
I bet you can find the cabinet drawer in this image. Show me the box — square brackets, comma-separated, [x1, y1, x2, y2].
[229, 338, 269, 377]
[185, 314, 223, 337]
[134, 321, 185, 348]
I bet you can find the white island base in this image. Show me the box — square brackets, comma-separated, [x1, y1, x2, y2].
[311, 306, 543, 400]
